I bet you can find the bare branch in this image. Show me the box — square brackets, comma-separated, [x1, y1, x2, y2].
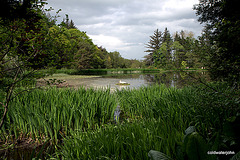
[0, 102, 7, 129]
[0, 67, 21, 129]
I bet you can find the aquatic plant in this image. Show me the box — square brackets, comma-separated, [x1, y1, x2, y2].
[0, 87, 117, 144]
[0, 83, 239, 159]
[60, 119, 183, 159]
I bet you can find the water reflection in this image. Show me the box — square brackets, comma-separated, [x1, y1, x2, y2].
[143, 72, 206, 88]
[70, 71, 210, 91]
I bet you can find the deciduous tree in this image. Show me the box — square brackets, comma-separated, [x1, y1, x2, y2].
[0, 0, 59, 128]
[194, 0, 240, 86]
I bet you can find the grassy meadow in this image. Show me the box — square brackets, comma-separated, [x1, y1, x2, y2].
[0, 82, 239, 159]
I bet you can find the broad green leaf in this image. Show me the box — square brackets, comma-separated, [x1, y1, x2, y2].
[148, 150, 172, 160]
[223, 115, 240, 139]
[185, 132, 208, 160]
[185, 126, 196, 136]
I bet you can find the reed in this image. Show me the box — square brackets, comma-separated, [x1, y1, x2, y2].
[1, 87, 117, 144]
[60, 119, 183, 160]
[59, 83, 239, 159]
[1, 82, 238, 159]
[116, 84, 195, 127]
[58, 85, 196, 159]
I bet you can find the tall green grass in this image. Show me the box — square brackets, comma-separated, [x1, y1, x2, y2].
[58, 85, 195, 159]
[61, 119, 183, 160]
[116, 84, 201, 138]
[1, 83, 239, 159]
[59, 83, 239, 159]
[1, 87, 117, 144]
[58, 85, 197, 159]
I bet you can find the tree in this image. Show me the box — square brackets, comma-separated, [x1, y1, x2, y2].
[109, 51, 122, 68]
[173, 31, 181, 42]
[193, 28, 213, 68]
[48, 26, 74, 68]
[162, 28, 173, 61]
[130, 59, 142, 68]
[194, 0, 240, 86]
[173, 30, 203, 68]
[0, 0, 47, 20]
[153, 42, 168, 68]
[0, 1, 61, 128]
[60, 14, 76, 29]
[74, 41, 95, 69]
[145, 29, 162, 66]
[90, 46, 105, 69]
[145, 28, 200, 69]
[171, 41, 185, 68]
[69, 20, 76, 29]
[105, 55, 112, 69]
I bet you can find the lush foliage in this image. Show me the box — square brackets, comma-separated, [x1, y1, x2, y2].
[194, 0, 240, 87]
[144, 28, 202, 69]
[0, 0, 60, 129]
[145, 0, 240, 88]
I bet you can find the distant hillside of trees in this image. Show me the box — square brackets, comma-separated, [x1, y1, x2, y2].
[1, 2, 143, 72]
[47, 14, 144, 69]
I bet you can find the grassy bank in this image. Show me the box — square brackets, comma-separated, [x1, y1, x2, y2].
[50, 68, 206, 75]
[45, 73, 101, 79]
[52, 68, 163, 75]
[0, 83, 239, 159]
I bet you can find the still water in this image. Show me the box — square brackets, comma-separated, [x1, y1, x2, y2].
[67, 71, 210, 90]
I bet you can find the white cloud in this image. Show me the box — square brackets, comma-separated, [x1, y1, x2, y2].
[46, 0, 203, 60]
[89, 34, 131, 51]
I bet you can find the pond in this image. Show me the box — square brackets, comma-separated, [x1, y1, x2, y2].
[42, 71, 210, 91]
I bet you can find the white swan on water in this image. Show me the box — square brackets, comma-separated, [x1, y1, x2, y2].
[119, 80, 128, 84]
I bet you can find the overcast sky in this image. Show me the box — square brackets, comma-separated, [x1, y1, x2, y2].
[46, 0, 203, 60]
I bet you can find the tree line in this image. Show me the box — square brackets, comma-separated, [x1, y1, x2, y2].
[46, 15, 144, 70]
[144, 0, 240, 87]
[144, 28, 201, 69]
[0, 1, 143, 72]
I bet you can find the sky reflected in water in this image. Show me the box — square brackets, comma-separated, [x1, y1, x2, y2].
[66, 71, 210, 91]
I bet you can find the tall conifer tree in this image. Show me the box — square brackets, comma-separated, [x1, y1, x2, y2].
[162, 27, 173, 62]
[145, 29, 162, 65]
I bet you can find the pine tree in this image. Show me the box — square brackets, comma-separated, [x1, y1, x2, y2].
[173, 31, 181, 42]
[69, 20, 76, 29]
[60, 14, 76, 29]
[145, 29, 162, 65]
[162, 28, 172, 44]
[162, 27, 173, 63]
